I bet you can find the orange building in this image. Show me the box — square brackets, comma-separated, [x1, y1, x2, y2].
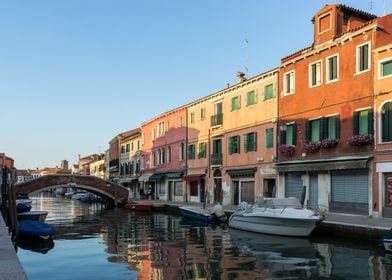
[276, 4, 392, 216]
[373, 25, 392, 217]
[186, 70, 278, 206]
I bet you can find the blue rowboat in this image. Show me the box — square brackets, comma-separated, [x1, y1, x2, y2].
[18, 220, 54, 240]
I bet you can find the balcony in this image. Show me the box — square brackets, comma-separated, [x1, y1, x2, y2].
[210, 114, 223, 127]
[211, 153, 222, 165]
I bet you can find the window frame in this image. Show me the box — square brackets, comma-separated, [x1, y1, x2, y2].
[264, 83, 274, 100]
[283, 70, 295, 95]
[228, 135, 240, 155]
[265, 128, 274, 149]
[246, 91, 258, 106]
[198, 142, 207, 159]
[309, 59, 323, 87]
[381, 102, 392, 143]
[379, 57, 392, 79]
[243, 132, 257, 153]
[356, 42, 371, 74]
[326, 54, 339, 83]
[187, 144, 195, 160]
[231, 96, 241, 111]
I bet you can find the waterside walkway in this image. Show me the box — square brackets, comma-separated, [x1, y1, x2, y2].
[0, 216, 27, 280]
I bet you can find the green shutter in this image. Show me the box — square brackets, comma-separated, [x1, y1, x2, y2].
[305, 121, 311, 142]
[353, 111, 360, 134]
[243, 134, 248, 153]
[264, 84, 274, 100]
[368, 109, 374, 135]
[266, 128, 274, 148]
[252, 132, 257, 151]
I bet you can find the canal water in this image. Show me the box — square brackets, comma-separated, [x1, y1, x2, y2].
[16, 193, 392, 280]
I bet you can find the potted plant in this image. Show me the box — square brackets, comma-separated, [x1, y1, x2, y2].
[278, 144, 295, 157]
[348, 134, 374, 146]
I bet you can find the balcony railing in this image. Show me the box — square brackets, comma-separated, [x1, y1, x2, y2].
[210, 114, 223, 127]
[211, 153, 222, 165]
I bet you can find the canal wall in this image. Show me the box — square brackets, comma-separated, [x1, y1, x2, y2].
[0, 216, 27, 280]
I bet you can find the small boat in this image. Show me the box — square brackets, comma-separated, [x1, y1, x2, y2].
[18, 237, 55, 254]
[18, 220, 54, 240]
[17, 210, 49, 222]
[228, 197, 323, 237]
[179, 204, 227, 223]
[71, 192, 88, 200]
[16, 199, 32, 208]
[381, 228, 392, 252]
[64, 191, 75, 198]
[124, 201, 152, 211]
[16, 203, 32, 213]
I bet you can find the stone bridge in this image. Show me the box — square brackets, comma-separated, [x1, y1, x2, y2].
[15, 174, 129, 206]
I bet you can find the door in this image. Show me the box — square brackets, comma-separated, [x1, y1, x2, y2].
[200, 179, 205, 203]
[168, 181, 173, 201]
[285, 172, 304, 200]
[263, 178, 276, 198]
[384, 174, 392, 217]
[233, 181, 240, 205]
[213, 169, 222, 204]
[212, 139, 222, 165]
[240, 181, 255, 204]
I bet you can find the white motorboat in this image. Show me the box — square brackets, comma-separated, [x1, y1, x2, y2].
[228, 197, 323, 237]
[17, 210, 49, 222]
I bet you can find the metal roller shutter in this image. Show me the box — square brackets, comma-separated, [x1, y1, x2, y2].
[285, 172, 304, 200]
[331, 169, 369, 214]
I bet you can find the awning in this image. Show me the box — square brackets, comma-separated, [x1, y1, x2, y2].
[166, 172, 182, 179]
[149, 173, 166, 181]
[275, 155, 372, 172]
[183, 174, 205, 181]
[138, 173, 153, 182]
[227, 168, 257, 178]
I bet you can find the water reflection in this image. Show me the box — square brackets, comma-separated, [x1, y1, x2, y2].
[16, 194, 392, 280]
[17, 237, 55, 254]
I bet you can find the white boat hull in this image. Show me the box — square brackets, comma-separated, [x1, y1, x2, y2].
[384, 238, 392, 252]
[228, 213, 320, 237]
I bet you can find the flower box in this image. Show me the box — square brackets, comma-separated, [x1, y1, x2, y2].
[348, 134, 374, 146]
[321, 139, 339, 149]
[303, 141, 321, 153]
[278, 144, 295, 157]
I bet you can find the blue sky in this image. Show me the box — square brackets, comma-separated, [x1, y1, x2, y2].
[0, 1, 388, 169]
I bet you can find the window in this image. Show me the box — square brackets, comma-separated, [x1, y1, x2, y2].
[357, 42, 370, 73]
[264, 84, 274, 100]
[326, 115, 340, 140]
[126, 144, 130, 153]
[305, 119, 322, 142]
[246, 91, 257, 106]
[121, 145, 125, 154]
[265, 128, 274, 148]
[284, 71, 295, 95]
[309, 60, 322, 87]
[158, 121, 165, 137]
[179, 143, 185, 161]
[318, 13, 331, 33]
[160, 148, 165, 164]
[131, 142, 134, 152]
[379, 58, 392, 79]
[381, 102, 392, 142]
[326, 54, 339, 82]
[200, 108, 206, 121]
[152, 128, 156, 141]
[231, 96, 241, 111]
[180, 116, 185, 127]
[167, 121, 171, 131]
[190, 112, 195, 124]
[137, 140, 140, 150]
[228, 136, 240, 155]
[167, 146, 171, 162]
[187, 144, 195, 160]
[243, 132, 257, 153]
[198, 142, 207, 159]
[280, 123, 297, 145]
[353, 109, 373, 135]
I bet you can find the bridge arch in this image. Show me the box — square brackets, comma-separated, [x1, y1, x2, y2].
[15, 174, 129, 206]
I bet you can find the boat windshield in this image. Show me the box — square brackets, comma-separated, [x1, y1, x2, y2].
[256, 198, 302, 209]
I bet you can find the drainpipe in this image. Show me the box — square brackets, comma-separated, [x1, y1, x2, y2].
[185, 109, 188, 203]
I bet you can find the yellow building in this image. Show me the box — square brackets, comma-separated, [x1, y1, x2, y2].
[186, 69, 279, 206]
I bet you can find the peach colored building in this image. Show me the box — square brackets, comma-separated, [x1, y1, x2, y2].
[118, 128, 141, 198]
[276, 4, 392, 216]
[373, 29, 392, 217]
[186, 70, 279, 206]
[139, 107, 187, 201]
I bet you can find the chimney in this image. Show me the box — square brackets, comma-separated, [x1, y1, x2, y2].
[236, 71, 247, 83]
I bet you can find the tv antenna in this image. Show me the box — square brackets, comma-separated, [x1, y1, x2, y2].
[244, 38, 249, 75]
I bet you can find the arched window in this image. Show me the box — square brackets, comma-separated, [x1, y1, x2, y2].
[381, 102, 392, 142]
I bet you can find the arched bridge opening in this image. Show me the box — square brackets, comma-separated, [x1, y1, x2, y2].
[15, 174, 129, 206]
